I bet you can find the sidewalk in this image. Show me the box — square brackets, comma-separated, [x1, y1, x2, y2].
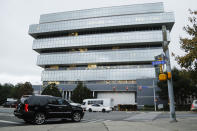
[105, 117, 197, 131]
[124, 112, 161, 121]
[1, 117, 197, 131]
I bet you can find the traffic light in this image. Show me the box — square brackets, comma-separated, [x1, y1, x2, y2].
[159, 73, 167, 81]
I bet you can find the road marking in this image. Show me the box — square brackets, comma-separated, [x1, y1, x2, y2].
[87, 119, 105, 123]
[81, 120, 92, 123]
[124, 112, 161, 121]
[0, 120, 21, 124]
[0, 113, 14, 117]
[82, 119, 112, 123]
[103, 120, 111, 122]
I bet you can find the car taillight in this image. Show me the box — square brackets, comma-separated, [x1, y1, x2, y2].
[25, 104, 29, 112]
[191, 104, 194, 109]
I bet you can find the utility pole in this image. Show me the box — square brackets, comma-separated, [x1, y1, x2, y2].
[153, 79, 156, 111]
[162, 25, 177, 122]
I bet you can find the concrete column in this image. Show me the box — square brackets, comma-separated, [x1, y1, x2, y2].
[65, 91, 67, 100]
[62, 91, 64, 99]
[68, 91, 71, 100]
[93, 91, 95, 98]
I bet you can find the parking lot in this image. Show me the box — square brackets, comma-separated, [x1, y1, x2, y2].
[1, 107, 197, 131]
[0, 107, 197, 127]
[0, 108, 138, 127]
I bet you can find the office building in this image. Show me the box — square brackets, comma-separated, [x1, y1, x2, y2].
[29, 2, 174, 108]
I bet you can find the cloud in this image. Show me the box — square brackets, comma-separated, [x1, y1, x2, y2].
[0, 73, 41, 85]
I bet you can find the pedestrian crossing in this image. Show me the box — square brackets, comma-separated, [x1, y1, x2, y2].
[0, 118, 112, 126]
[0, 120, 21, 124]
[123, 112, 161, 121]
[81, 119, 111, 123]
[0, 113, 14, 117]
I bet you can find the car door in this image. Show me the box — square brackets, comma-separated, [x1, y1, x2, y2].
[97, 104, 102, 111]
[62, 99, 72, 118]
[46, 98, 60, 118]
[93, 104, 100, 111]
[91, 104, 97, 111]
[56, 99, 73, 118]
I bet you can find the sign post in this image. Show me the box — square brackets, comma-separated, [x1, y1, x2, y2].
[162, 25, 177, 122]
[153, 79, 156, 111]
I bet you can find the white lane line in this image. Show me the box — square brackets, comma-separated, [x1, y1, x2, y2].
[0, 113, 14, 117]
[124, 112, 161, 121]
[81, 120, 92, 123]
[0, 120, 21, 124]
[81, 119, 90, 123]
[87, 119, 105, 123]
[103, 120, 111, 122]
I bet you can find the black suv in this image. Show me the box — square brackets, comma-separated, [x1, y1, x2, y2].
[14, 95, 84, 124]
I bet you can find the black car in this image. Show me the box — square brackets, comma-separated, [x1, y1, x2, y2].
[14, 95, 84, 124]
[2, 101, 18, 108]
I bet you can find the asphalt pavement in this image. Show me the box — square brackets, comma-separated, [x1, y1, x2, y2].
[0, 108, 139, 127]
[0, 107, 197, 129]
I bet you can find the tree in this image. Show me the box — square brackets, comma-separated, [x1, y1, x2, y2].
[71, 82, 93, 103]
[41, 83, 62, 97]
[157, 68, 197, 105]
[13, 82, 34, 99]
[176, 9, 197, 83]
[20, 82, 34, 96]
[0, 83, 14, 104]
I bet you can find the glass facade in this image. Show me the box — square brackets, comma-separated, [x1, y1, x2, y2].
[40, 2, 163, 23]
[29, 12, 174, 36]
[37, 48, 162, 66]
[33, 30, 170, 51]
[41, 68, 155, 81]
[29, 3, 175, 84]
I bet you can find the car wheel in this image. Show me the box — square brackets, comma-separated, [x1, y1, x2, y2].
[102, 109, 106, 113]
[72, 112, 81, 122]
[89, 108, 92, 112]
[34, 112, 45, 125]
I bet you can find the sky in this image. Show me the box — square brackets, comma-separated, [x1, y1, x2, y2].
[0, 0, 196, 85]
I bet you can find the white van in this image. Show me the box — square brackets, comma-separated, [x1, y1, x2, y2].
[81, 98, 114, 110]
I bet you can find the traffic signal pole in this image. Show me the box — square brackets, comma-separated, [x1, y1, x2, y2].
[162, 25, 177, 122]
[153, 79, 156, 111]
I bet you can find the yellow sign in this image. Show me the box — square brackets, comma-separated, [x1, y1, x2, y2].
[159, 74, 167, 81]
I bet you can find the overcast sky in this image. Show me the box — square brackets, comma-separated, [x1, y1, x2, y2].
[0, 0, 196, 85]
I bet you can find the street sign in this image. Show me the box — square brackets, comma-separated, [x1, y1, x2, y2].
[152, 60, 166, 66]
[138, 86, 148, 91]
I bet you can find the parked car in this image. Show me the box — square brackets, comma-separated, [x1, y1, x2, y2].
[86, 104, 112, 112]
[191, 100, 197, 111]
[2, 101, 18, 108]
[82, 98, 114, 111]
[14, 95, 84, 124]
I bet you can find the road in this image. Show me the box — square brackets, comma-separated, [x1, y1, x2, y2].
[0, 107, 197, 128]
[0, 108, 139, 127]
